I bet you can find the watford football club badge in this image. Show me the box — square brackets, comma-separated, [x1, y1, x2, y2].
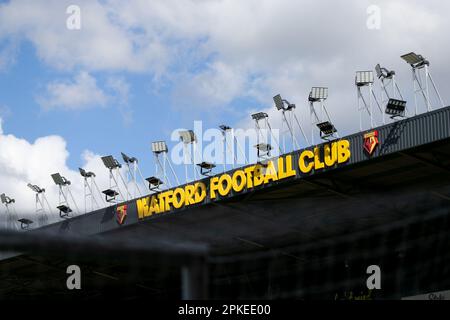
[116, 204, 127, 225]
[363, 130, 379, 155]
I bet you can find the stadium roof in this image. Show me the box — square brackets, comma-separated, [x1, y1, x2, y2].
[1, 106, 450, 299]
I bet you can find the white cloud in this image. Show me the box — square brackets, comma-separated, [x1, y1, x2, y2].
[0, 39, 18, 70]
[172, 61, 246, 109]
[0, 0, 170, 73]
[0, 118, 141, 228]
[107, 0, 450, 113]
[1, 0, 450, 128]
[106, 77, 133, 125]
[38, 71, 108, 110]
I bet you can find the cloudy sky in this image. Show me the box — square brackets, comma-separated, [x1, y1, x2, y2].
[0, 0, 449, 216]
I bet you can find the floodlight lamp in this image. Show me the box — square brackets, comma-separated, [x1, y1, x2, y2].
[401, 52, 429, 67]
[355, 71, 374, 86]
[151, 141, 168, 154]
[51, 173, 71, 186]
[375, 64, 395, 79]
[79, 168, 96, 178]
[274, 94, 295, 111]
[317, 121, 337, 136]
[121, 152, 138, 164]
[254, 143, 272, 152]
[146, 176, 163, 190]
[179, 130, 197, 144]
[101, 155, 121, 170]
[197, 162, 216, 176]
[254, 143, 272, 157]
[219, 125, 231, 132]
[27, 183, 45, 193]
[18, 218, 33, 230]
[385, 99, 407, 117]
[102, 189, 119, 198]
[57, 205, 72, 217]
[251, 112, 268, 121]
[1, 193, 15, 204]
[273, 94, 285, 110]
[309, 87, 328, 102]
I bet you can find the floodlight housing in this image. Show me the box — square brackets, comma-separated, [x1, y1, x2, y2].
[317, 121, 337, 136]
[179, 130, 197, 144]
[102, 189, 119, 198]
[251, 112, 268, 121]
[385, 99, 407, 118]
[254, 143, 273, 158]
[102, 189, 119, 203]
[375, 64, 395, 79]
[197, 162, 216, 176]
[121, 152, 138, 164]
[27, 183, 45, 193]
[0, 193, 14, 204]
[273, 94, 284, 110]
[255, 143, 272, 152]
[219, 125, 231, 132]
[197, 162, 215, 170]
[152, 141, 168, 154]
[51, 173, 71, 186]
[355, 71, 374, 86]
[401, 52, 429, 68]
[18, 218, 33, 230]
[273, 94, 295, 111]
[309, 87, 328, 102]
[146, 176, 163, 190]
[57, 204, 72, 218]
[79, 168, 95, 178]
[101, 155, 121, 170]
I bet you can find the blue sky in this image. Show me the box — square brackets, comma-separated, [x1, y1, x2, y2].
[0, 34, 258, 173]
[1, 0, 450, 214]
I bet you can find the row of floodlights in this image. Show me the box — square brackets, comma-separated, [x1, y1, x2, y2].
[0, 52, 438, 228]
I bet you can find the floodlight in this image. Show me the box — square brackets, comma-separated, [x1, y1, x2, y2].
[317, 121, 337, 136]
[102, 189, 119, 198]
[273, 94, 295, 111]
[197, 161, 216, 176]
[309, 87, 328, 101]
[101, 155, 121, 170]
[57, 204, 72, 218]
[219, 125, 231, 131]
[121, 152, 137, 164]
[251, 112, 268, 121]
[385, 99, 407, 117]
[79, 168, 96, 178]
[355, 71, 374, 86]
[102, 189, 119, 203]
[401, 52, 429, 67]
[254, 143, 273, 158]
[146, 176, 163, 191]
[27, 183, 45, 193]
[152, 141, 168, 154]
[375, 64, 395, 79]
[255, 143, 272, 152]
[18, 218, 33, 230]
[274, 94, 284, 110]
[51, 173, 71, 186]
[179, 130, 197, 144]
[1, 193, 14, 204]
